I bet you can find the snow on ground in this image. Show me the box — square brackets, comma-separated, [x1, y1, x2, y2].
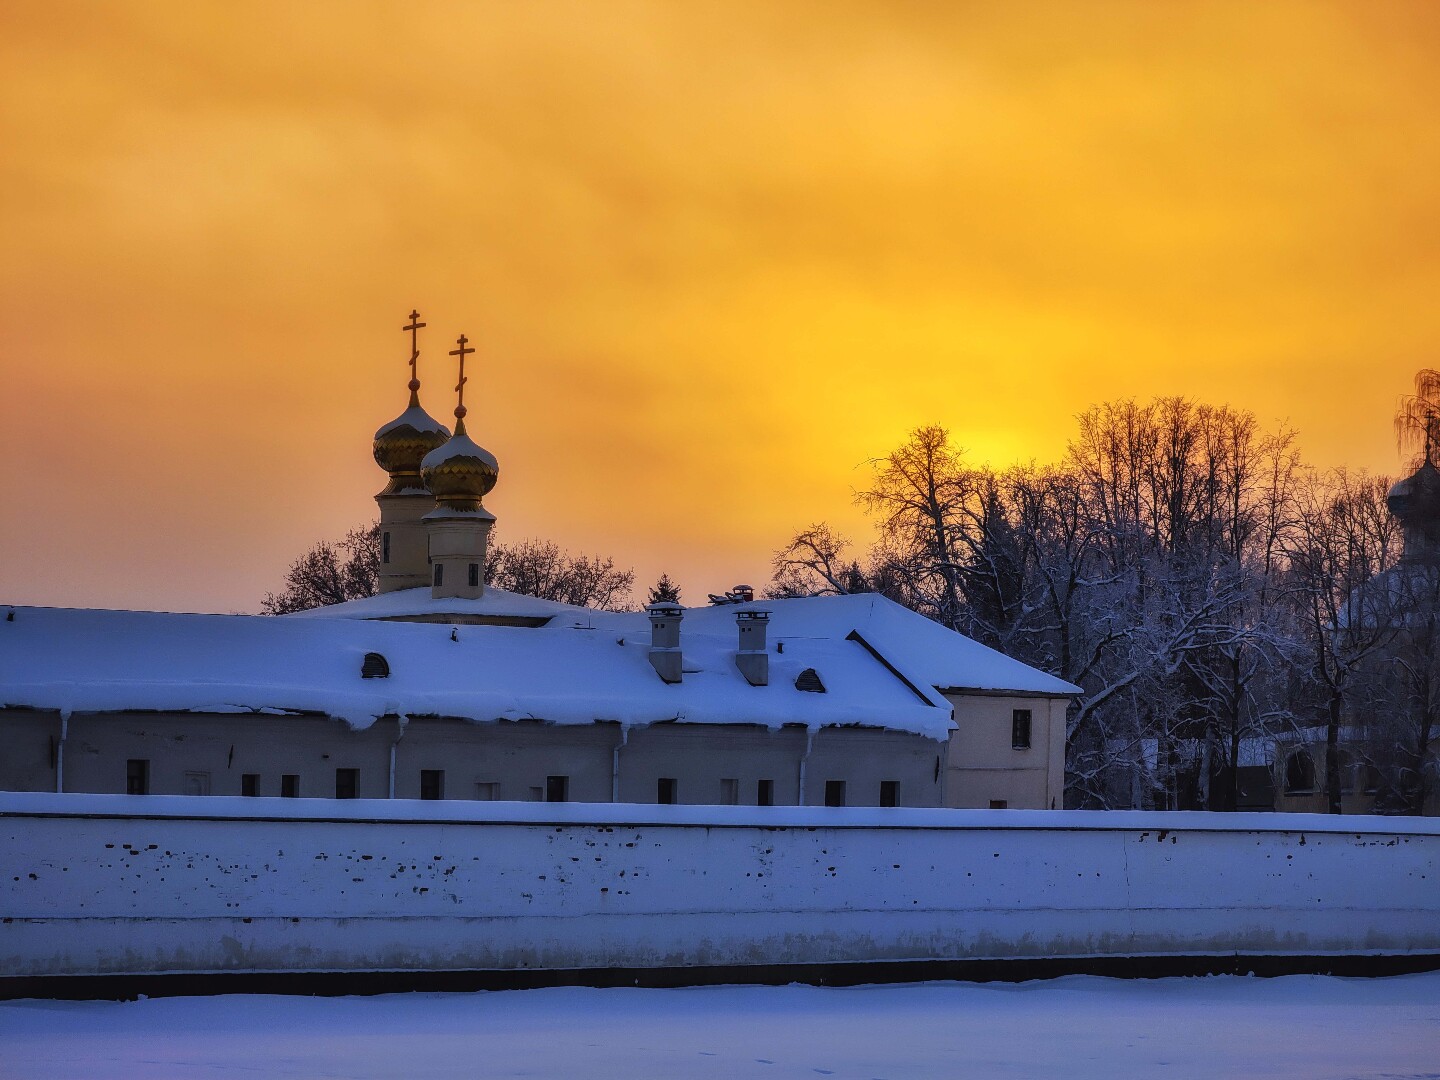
[2, 973, 1437, 1079]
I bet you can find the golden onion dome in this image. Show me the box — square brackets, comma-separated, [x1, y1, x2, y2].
[420, 409, 499, 512]
[373, 383, 451, 496]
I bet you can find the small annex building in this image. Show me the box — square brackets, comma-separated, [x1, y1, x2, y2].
[0, 316, 1078, 810]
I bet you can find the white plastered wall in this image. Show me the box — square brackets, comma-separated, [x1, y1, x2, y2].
[942, 693, 1067, 809]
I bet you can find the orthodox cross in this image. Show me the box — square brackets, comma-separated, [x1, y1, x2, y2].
[402, 309, 426, 384]
[449, 333, 474, 416]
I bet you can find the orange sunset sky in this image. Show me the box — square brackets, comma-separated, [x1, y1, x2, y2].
[3, 1, 1439, 613]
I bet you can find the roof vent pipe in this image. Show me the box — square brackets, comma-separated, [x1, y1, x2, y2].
[736, 609, 770, 686]
[646, 602, 684, 684]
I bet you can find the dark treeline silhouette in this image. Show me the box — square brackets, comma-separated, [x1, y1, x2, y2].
[770, 393, 1437, 814]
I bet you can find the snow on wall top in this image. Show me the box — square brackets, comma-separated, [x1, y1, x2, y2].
[0, 603, 954, 739]
[6, 790, 1438, 834]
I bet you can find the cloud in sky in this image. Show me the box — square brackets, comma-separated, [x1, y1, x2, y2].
[3, 1, 1439, 610]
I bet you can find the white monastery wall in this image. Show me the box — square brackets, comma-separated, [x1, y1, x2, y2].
[393, 718, 620, 802]
[0, 711, 51, 792]
[2, 793, 1436, 980]
[802, 727, 944, 807]
[62, 714, 396, 799]
[616, 725, 807, 806]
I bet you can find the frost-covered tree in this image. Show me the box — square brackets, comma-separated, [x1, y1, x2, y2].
[769, 398, 1355, 811]
[1281, 469, 1401, 814]
[1349, 562, 1440, 814]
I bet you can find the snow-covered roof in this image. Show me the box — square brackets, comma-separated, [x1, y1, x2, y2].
[294, 589, 1080, 697]
[0, 591, 1076, 739]
[374, 403, 449, 438]
[421, 429, 497, 471]
[0, 603, 952, 739]
[682, 594, 1082, 698]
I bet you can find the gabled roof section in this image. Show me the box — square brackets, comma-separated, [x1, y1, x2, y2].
[682, 593, 1081, 698]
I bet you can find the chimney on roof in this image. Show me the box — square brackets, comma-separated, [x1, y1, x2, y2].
[735, 609, 770, 686]
[646, 602, 683, 684]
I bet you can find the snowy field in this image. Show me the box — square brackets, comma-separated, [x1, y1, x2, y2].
[2, 973, 1438, 1079]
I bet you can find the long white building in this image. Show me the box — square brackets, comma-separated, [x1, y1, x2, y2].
[0, 318, 1078, 810]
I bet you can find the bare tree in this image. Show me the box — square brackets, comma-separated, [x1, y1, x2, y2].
[262, 523, 381, 614]
[1281, 469, 1401, 813]
[764, 391, 1430, 813]
[766, 524, 860, 598]
[856, 425, 971, 629]
[1395, 368, 1440, 469]
[264, 526, 634, 612]
[488, 538, 636, 610]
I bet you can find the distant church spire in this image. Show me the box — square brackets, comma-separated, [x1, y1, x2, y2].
[372, 308, 452, 592]
[403, 308, 427, 406]
[449, 332, 474, 436]
[421, 328, 500, 600]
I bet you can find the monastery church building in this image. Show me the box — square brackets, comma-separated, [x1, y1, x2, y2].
[0, 317, 1078, 810]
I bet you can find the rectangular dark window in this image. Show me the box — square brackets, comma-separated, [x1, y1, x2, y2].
[335, 768, 359, 800]
[281, 774, 299, 798]
[1012, 709, 1032, 750]
[657, 777, 678, 805]
[545, 775, 569, 803]
[126, 759, 149, 796]
[241, 773, 260, 797]
[757, 779, 774, 806]
[433, 563, 444, 587]
[824, 780, 846, 807]
[468, 562, 480, 588]
[880, 780, 899, 807]
[382, 531, 391, 564]
[420, 769, 444, 800]
[989, 799, 1009, 809]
